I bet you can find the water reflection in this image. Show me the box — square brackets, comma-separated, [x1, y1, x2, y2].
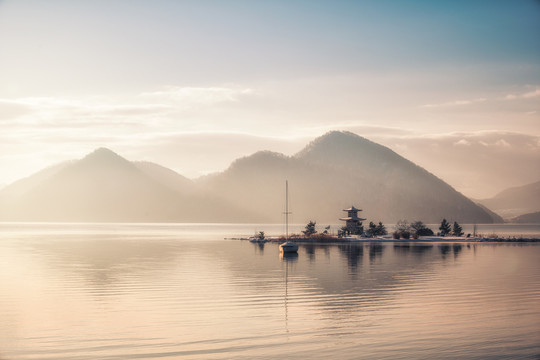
[1, 229, 539, 360]
[439, 244, 451, 257]
[26, 237, 185, 297]
[368, 243, 384, 262]
[393, 243, 411, 253]
[304, 244, 317, 261]
[438, 243, 463, 259]
[279, 251, 299, 262]
[338, 244, 363, 271]
[394, 243, 433, 257]
[453, 243, 463, 258]
[280, 250, 297, 335]
[250, 241, 266, 255]
[301, 243, 333, 262]
[23, 237, 471, 305]
[272, 242, 472, 309]
[412, 244, 433, 256]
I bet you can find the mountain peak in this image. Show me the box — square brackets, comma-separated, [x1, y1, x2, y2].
[76, 147, 134, 171]
[84, 147, 121, 159]
[0, 136, 499, 224]
[295, 130, 397, 164]
[301, 131, 365, 147]
[321, 130, 362, 140]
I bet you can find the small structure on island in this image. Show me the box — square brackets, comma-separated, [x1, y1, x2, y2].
[339, 206, 366, 235]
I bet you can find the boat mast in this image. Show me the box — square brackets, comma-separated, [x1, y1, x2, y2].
[285, 180, 290, 241]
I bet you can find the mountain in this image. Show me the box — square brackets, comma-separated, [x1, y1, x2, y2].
[201, 131, 498, 224]
[510, 211, 540, 224]
[475, 203, 504, 223]
[134, 161, 194, 195]
[478, 180, 540, 219]
[0, 161, 72, 202]
[0, 132, 501, 224]
[0, 148, 256, 222]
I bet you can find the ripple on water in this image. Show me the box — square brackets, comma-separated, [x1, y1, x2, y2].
[0, 226, 539, 359]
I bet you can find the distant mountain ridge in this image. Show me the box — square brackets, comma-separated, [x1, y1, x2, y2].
[0, 161, 72, 202]
[510, 211, 540, 224]
[0, 131, 501, 224]
[478, 180, 540, 219]
[0, 148, 258, 222]
[201, 131, 498, 224]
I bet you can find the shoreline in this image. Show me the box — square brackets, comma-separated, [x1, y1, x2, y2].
[230, 235, 540, 243]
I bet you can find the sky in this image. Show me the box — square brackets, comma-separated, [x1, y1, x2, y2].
[0, 0, 539, 198]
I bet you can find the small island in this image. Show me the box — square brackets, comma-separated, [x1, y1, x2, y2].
[239, 206, 540, 243]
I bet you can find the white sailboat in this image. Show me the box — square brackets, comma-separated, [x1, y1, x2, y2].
[279, 180, 298, 253]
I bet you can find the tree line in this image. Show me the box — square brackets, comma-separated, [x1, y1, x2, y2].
[299, 218, 465, 239]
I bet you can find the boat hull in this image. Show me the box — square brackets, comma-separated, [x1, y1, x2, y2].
[279, 242, 298, 253]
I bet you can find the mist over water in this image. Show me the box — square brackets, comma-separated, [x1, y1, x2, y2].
[1, 223, 539, 359]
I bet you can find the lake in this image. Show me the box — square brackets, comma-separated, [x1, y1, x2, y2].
[1, 223, 539, 359]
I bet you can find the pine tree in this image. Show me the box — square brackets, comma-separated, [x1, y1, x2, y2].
[303, 221, 317, 237]
[368, 221, 377, 237]
[439, 218, 451, 236]
[452, 221, 464, 237]
[376, 221, 387, 235]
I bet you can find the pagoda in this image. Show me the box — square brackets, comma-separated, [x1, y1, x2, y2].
[339, 206, 366, 235]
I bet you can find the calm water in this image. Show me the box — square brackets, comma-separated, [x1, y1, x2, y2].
[1, 223, 539, 359]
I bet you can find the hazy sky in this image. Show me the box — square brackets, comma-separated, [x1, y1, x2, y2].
[1, 0, 539, 197]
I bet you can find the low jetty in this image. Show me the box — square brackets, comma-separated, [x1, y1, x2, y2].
[227, 234, 540, 243]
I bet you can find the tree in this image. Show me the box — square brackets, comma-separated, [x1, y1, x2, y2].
[323, 225, 331, 234]
[411, 221, 434, 236]
[338, 226, 349, 237]
[257, 231, 265, 240]
[394, 219, 411, 238]
[395, 220, 411, 233]
[376, 222, 387, 236]
[453, 221, 464, 237]
[439, 218, 451, 236]
[367, 221, 378, 237]
[368, 221, 387, 237]
[303, 220, 317, 237]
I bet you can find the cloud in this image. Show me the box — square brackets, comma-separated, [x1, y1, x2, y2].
[495, 139, 511, 148]
[0, 99, 33, 120]
[0, 86, 258, 184]
[138, 86, 254, 106]
[73, 104, 174, 118]
[1, 87, 255, 113]
[420, 98, 487, 108]
[505, 87, 540, 100]
[0, 85, 257, 133]
[374, 130, 540, 198]
[408, 130, 538, 148]
[454, 139, 471, 146]
[419, 85, 540, 110]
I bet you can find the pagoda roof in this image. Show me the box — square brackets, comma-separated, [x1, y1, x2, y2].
[339, 217, 366, 221]
[343, 206, 362, 212]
